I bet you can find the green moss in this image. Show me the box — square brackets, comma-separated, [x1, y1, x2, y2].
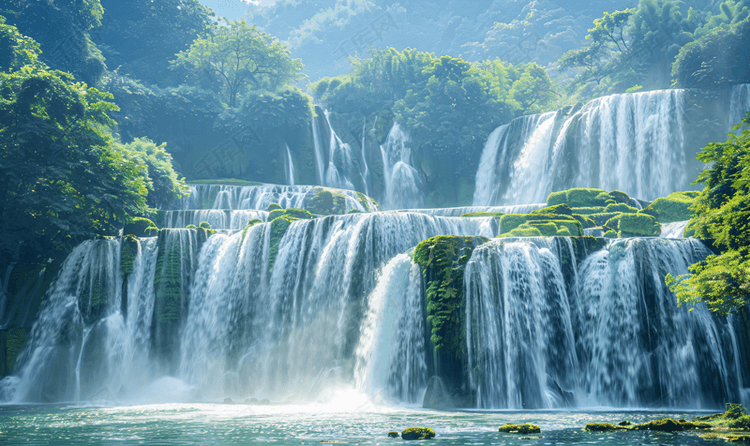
[307, 188, 335, 215]
[605, 203, 638, 213]
[531, 204, 573, 215]
[571, 214, 597, 229]
[413, 236, 489, 358]
[589, 212, 622, 226]
[604, 230, 617, 238]
[348, 209, 362, 214]
[185, 224, 197, 229]
[605, 213, 661, 237]
[268, 216, 297, 271]
[498, 424, 541, 434]
[283, 208, 313, 220]
[557, 226, 572, 236]
[4, 328, 29, 376]
[498, 226, 544, 237]
[571, 206, 607, 215]
[387, 431, 399, 438]
[123, 217, 158, 237]
[548, 188, 612, 207]
[356, 191, 377, 211]
[241, 219, 264, 241]
[267, 203, 282, 211]
[120, 236, 138, 276]
[497, 213, 583, 237]
[584, 423, 625, 432]
[633, 418, 686, 432]
[199, 221, 212, 230]
[524, 222, 558, 236]
[608, 190, 633, 205]
[269, 209, 285, 220]
[639, 191, 697, 223]
[726, 403, 748, 420]
[729, 416, 750, 430]
[401, 427, 436, 440]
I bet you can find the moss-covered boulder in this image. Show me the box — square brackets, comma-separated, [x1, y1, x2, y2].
[269, 209, 286, 221]
[498, 424, 541, 434]
[632, 418, 685, 432]
[267, 202, 282, 211]
[460, 212, 505, 218]
[531, 204, 573, 216]
[283, 208, 313, 220]
[548, 188, 613, 207]
[401, 427, 435, 440]
[571, 206, 606, 215]
[605, 213, 661, 237]
[605, 203, 638, 214]
[639, 191, 698, 223]
[413, 236, 489, 359]
[498, 214, 583, 236]
[123, 217, 158, 237]
[387, 431, 399, 438]
[199, 221, 212, 230]
[498, 226, 543, 237]
[584, 423, 626, 432]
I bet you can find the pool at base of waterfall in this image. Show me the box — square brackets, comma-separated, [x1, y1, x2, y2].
[0, 403, 724, 445]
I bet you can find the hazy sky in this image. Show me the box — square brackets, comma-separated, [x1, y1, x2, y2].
[197, 0, 275, 20]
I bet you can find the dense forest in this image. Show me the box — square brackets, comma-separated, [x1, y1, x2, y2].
[1, 0, 750, 418]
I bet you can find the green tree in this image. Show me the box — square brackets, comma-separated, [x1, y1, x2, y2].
[172, 19, 303, 107]
[0, 20, 153, 267]
[666, 116, 750, 315]
[118, 138, 188, 209]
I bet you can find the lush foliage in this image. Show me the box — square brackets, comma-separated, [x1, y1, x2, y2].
[666, 116, 750, 315]
[172, 19, 304, 107]
[117, 138, 187, 209]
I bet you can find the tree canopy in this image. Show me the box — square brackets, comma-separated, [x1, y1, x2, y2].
[171, 19, 304, 107]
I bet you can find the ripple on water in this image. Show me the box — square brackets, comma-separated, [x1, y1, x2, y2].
[0, 404, 725, 445]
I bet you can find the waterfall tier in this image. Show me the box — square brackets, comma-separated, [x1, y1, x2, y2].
[474, 89, 691, 205]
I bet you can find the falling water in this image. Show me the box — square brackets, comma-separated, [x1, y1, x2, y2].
[380, 124, 424, 210]
[474, 90, 689, 204]
[464, 237, 746, 409]
[660, 221, 689, 239]
[355, 254, 427, 404]
[162, 210, 268, 230]
[285, 144, 295, 186]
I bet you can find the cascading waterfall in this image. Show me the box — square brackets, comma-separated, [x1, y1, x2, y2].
[380, 124, 424, 210]
[164, 184, 378, 230]
[660, 221, 689, 238]
[311, 111, 371, 194]
[285, 144, 295, 186]
[354, 254, 427, 404]
[730, 84, 750, 128]
[464, 237, 748, 409]
[474, 89, 689, 205]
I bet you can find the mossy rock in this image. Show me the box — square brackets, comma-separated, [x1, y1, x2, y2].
[306, 187, 351, 215]
[531, 204, 573, 216]
[633, 418, 685, 432]
[283, 208, 313, 220]
[571, 214, 597, 229]
[726, 403, 748, 420]
[588, 212, 621, 226]
[557, 226, 572, 236]
[584, 423, 625, 432]
[605, 203, 638, 214]
[387, 431, 399, 438]
[348, 209, 362, 214]
[548, 188, 612, 207]
[571, 206, 606, 215]
[187, 178, 262, 186]
[269, 216, 296, 271]
[498, 424, 541, 434]
[605, 213, 661, 237]
[608, 190, 633, 205]
[269, 209, 286, 221]
[498, 213, 581, 234]
[120, 235, 138, 276]
[498, 226, 543, 237]
[525, 222, 558, 236]
[267, 203, 282, 211]
[241, 219, 264, 241]
[186, 224, 197, 229]
[604, 230, 617, 238]
[199, 221, 212, 230]
[413, 236, 489, 359]
[639, 191, 697, 223]
[401, 427, 435, 440]
[123, 217, 158, 237]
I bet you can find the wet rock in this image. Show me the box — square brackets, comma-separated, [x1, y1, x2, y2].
[401, 427, 435, 440]
[499, 424, 541, 434]
[387, 431, 399, 438]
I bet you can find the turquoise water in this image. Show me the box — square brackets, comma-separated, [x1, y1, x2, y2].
[0, 403, 723, 445]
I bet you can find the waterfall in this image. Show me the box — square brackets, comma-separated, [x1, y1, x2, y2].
[473, 89, 689, 204]
[162, 210, 268, 230]
[285, 144, 295, 186]
[354, 254, 426, 404]
[380, 124, 424, 210]
[660, 221, 689, 238]
[0, 230, 209, 403]
[396, 204, 545, 217]
[464, 237, 746, 409]
[730, 84, 750, 128]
